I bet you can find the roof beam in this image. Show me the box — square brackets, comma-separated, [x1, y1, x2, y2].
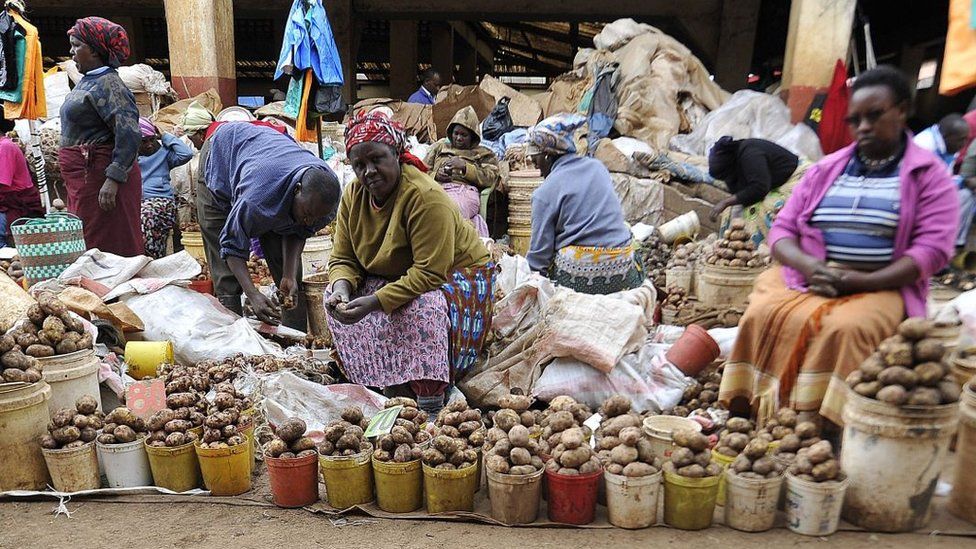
[449, 21, 495, 65]
[353, 0, 722, 21]
[494, 39, 573, 64]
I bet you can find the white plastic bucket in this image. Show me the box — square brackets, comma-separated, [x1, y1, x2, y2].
[642, 416, 702, 459]
[37, 349, 101, 416]
[666, 267, 693, 293]
[301, 235, 333, 276]
[784, 472, 848, 536]
[724, 471, 783, 532]
[97, 438, 153, 488]
[657, 211, 700, 244]
[42, 442, 101, 492]
[604, 470, 662, 529]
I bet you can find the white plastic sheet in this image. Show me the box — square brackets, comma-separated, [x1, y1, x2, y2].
[254, 372, 385, 436]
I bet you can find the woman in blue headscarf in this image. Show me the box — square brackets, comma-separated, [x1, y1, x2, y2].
[525, 114, 642, 294]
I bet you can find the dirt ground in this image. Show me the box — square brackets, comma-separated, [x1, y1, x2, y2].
[0, 500, 970, 549]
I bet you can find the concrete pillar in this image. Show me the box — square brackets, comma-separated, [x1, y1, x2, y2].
[781, 0, 857, 123]
[390, 20, 419, 101]
[164, 0, 237, 107]
[713, 0, 760, 92]
[456, 39, 477, 85]
[900, 43, 927, 93]
[326, 0, 361, 104]
[430, 22, 455, 85]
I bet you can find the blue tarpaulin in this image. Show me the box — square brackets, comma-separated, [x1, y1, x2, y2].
[275, 0, 343, 85]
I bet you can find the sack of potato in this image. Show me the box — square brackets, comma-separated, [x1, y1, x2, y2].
[787, 440, 842, 483]
[97, 406, 149, 445]
[846, 318, 962, 406]
[372, 397, 432, 463]
[547, 427, 602, 476]
[703, 220, 764, 269]
[1, 294, 93, 383]
[264, 418, 318, 459]
[663, 429, 723, 478]
[318, 407, 372, 457]
[199, 384, 251, 449]
[41, 395, 103, 450]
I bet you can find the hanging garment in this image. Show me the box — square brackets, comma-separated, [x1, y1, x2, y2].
[3, 10, 45, 120]
[274, 0, 343, 85]
[586, 63, 619, 154]
[818, 60, 853, 155]
[0, 11, 18, 90]
[0, 26, 23, 102]
[940, 0, 976, 95]
[294, 70, 317, 143]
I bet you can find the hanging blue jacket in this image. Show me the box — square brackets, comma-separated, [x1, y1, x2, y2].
[275, 0, 344, 85]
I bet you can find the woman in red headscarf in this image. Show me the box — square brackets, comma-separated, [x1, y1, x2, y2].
[59, 16, 144, 256]
[324, 110, 493, 413]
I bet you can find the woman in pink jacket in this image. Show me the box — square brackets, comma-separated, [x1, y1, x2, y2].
[718, 66, 958, 427]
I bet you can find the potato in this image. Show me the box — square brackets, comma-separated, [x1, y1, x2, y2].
[508, 424, 530, 448]
[726, 417, 752, 434]
[812, 459, 840, 482]
[221, 425, 239, 439]
[846, 369, 865, 387]
[776, 408, 798, 428]
[393, 444, 414, 463]
[340, 407, 364, 425]
[939, 381, 962, 404]
[519, 410, 536, 428]
[165, 432, 187, 447]
[693, 449, 712, 468]
[75, 394, 99, 415]
[883, 342, 914, 367]
[498, 394, 532, 412]
[51, 407, 75, 428]
[25, 344, 55, 358]
[731, 454, 752, 473]
[385, 397, 417, 409]
[743, 438, 769, 460]
[494, 409, 520, 431]
[14, 332, 38, 348]
[635, 438, 656, 464]
[579, 458, 602, 475]
[97, 433, 116, 445]
[166, 393, 196, 409]
[560, 427, 585, 450]
[877, 384, 909, 405]
[317, 440, 335, 455]
[914, 339, 946, 363]
[433, 435, 458, 455]
[39, 434, 60, 449]
[778, 433, 802, 453]
[898, 318, 933, 341]
[163, 419, 192, 434]
[610, 444, 639, 466]
[276, 418, 306, 443]
[485, 454, 509, 473]
[467, 429, 484, 447]
[794, 421, 819, 440]
[291, 437, 317, 453]
[546, 411, 576, 433]
[460, 409, 482, 423]
[599, 395, 632, 418]
[752, 456, 776, 475]
[878, 366, 918, 389]
[914, 362, 946, 387]
[618, 427, 641, 447]
[854, 381, 882, 398]
[507, 465, 534, 475]
[725, 432, 750, 452]
[670, 447, 695, 468]
[372, 449, 392, 462]
[510, 447, 532, 466]
[673, 429, 708, 452]
[457, 420, 480, 437]
[806, 440, 833, 465]
[907, 387, 942, 406]
[559, 446, 592, 469]
[677, 464, 705, 478]
[113, 425, 137, 443]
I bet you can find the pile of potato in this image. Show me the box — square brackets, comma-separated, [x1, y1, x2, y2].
[770, 420, 821, 463]
[423, 432, 479, 471]
[484, 401, 546, 476]
[1, 295, 92, 383]
[199, 384, 250, 449]
[663, 429, 722, 478]
[846, 318, 962, 406]
[713, 417, 755, 457]
[595, 395, 644, 453]
[594, 399, 661, 477]
[663, 370, 722, 417]
[703, 220, 763, 269]
[373, 397, 431, 463]
[1, 256, 24, 283]
[728, 437, 786, 479]
[548, 427, 602, 476]
[40, 395, 103, 450]
[159, 362, 211, 395]
[247, 255, 273, 287]
[666, 242, 701, 269]
[0, 334, 41, 383]
[788, 440, 842, 483]
[265, 418, 317, 458]
[198, 354, 308, 385]
[637, 232, 669, 288]
[540, 395, 592, 451]
[435, 399, 487, 447]
[662, 285, 690, 311]
[98, 407, 149, 445]
[318, 407, 371, 456]
[146, 406, 202, 448]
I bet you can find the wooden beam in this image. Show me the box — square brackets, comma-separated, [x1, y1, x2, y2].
[674, 16, 721, 68]
[353, 0, 722, 21]
[449, 21, 494, 65]
[494, 38, 572, 64]
[495, 50, 564, 73]
[713, 0, 760, 91]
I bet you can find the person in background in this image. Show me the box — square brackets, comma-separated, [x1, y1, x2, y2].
[326, 111, 493, 413]
[59, 17, 143, 256]
[137, 117, 194, 259]
[174, 101, 216, 151]
[718, 66, 958, 428]
[0, 134, 43, 246]
[708, 137, 808, 245]
[525, 113, 642, 294]
[423, 106, 499, 237]
[198, 123, 341, 329]
[914, 113, 973, 247]
[407, 68, 440, 105]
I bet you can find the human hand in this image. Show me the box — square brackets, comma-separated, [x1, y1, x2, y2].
[324, 280, 352, 311]
[277, 277, 298, 310]
[248, 291, 281, 325]
[434, 167, 453, 183]
[446, 157, 466, 171]
[99, 179, 120, 211]
[709, 197, 736, 222]
[331, 295, 380, 325]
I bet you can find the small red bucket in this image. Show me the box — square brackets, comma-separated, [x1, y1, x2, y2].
[266, 452, 319, 508]
[545, 467, 603, 525]
[188, 278, 214, 295]
[666, 324, 720, 377]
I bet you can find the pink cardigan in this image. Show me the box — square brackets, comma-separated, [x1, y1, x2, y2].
[767, 137, 958, 318]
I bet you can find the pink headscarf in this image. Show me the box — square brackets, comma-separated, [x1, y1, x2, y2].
[138, 117, 157, 138]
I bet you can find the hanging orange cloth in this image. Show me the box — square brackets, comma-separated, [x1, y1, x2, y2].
[294, 70, 317, 143]
[3, 10, 46, 120]
[940, 0, 976, 95]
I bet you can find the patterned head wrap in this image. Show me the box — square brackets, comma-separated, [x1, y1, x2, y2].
[178, 101, 216, 134]
[68, 17, 131, 69]
[138, 117, 157, 138]
[345, 110, 408, 155]
[526, 113, 587, 156]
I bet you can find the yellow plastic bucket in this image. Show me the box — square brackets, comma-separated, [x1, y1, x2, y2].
[42, 442, 100, 492]
[146, 440, 202, 493]
[663, 470, 721, 530]
[711, 449, 736, 505]
[239, 414, 256, 472]
[195, 437, 252, 496]
[422, 462, 478, 513]
[181, 230, 206, 262]
[320, 446, 374, 509]
[124, 341, 174, 379]
[372, 456, 422, 513]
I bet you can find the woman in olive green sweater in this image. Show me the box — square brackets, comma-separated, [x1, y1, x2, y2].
[326, 111, 493, 411]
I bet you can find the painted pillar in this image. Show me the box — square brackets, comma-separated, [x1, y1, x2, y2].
[164, 0, 237, 107]
[781, 0, 857, 123]
[389, 20, 419, 101]
[430, 22, 455, 85]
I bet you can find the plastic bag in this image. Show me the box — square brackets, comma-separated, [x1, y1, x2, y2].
[533, 342, 693, 413]
[482, 97, 515, 142]
[251, 372, 385, 437]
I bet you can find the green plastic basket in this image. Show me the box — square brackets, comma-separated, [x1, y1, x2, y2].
[10, 212, 86, 286]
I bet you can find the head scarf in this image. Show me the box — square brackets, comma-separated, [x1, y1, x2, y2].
[67, 17, 131, 69]
[178, 101, 216, 135]
[345, 110, 428, 172]
[138, 117, 157, 138]
[526, 113, 586, 156]
[5, 1, 25, 12]
[708, 136, 738, 179]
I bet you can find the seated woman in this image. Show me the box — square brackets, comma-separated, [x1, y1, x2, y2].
[325, 111, 494, 412]
[718, 66, 958, 426]
[708, 137, 808, 246]
[525, 113, 641, 294]
[424, 106, 499, 237]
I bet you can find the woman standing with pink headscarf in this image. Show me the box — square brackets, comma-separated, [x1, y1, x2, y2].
[137, 117, 194, 258]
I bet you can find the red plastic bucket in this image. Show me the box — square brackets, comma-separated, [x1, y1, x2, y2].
[666, 324, 720, 377]
[266, 452, 319, 508]
[545, 467, 603, 525]
[188, 278, 214, 295]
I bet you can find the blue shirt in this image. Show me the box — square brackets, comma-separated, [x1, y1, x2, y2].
[527, 154, 633, 271]
[407, 86, 435, 105]
[205, 123, 337, 259]
[138, 133, 194, 199]
[274, 0, 343, 85]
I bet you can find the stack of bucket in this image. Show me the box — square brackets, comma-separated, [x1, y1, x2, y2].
[506, 170, 543, 256]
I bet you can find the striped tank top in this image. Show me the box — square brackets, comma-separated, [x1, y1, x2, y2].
[810, 154, 902, 266]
